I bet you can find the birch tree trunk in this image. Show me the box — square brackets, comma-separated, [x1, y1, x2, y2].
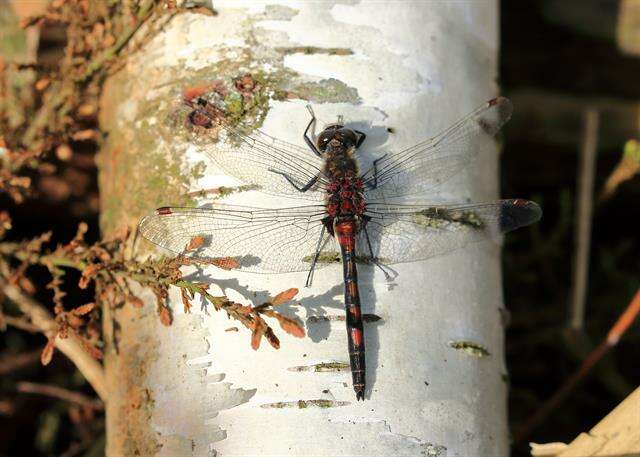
[99, 2, 506, 456]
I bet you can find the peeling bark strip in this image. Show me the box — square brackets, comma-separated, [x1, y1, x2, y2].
[100, 2, 507, 456]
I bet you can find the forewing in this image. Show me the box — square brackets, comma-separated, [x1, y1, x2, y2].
[179, 102, 327, 201]
[363, 97, 513, 199]
[359, 199, 541, 264]
[138, 205, 334, 273]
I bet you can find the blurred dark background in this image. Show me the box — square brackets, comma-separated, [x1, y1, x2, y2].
[1, 1, 639, 455]
[501, 1, 640, 455]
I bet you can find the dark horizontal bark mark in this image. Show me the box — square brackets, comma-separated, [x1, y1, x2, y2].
[288, 361, 350, 372]
[307, 314, 382, 323]
[260, 399, 350, 409]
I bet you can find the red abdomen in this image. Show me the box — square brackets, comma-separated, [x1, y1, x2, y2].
[335, 220, 366, 400]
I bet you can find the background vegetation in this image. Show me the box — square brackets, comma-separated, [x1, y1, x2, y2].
[0, 1, 638, 455]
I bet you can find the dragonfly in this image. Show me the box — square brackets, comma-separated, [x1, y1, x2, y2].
[138, 93, 541, 401]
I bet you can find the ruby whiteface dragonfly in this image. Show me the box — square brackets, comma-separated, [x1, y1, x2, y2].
[138, 94, 541, 401]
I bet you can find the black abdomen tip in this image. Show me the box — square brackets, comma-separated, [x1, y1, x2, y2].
[355, 386, 365, 401]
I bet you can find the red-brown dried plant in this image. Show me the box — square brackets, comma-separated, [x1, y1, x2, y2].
[1, 219, 305, 366]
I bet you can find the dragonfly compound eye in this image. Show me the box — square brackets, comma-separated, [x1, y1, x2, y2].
[337, 128, 358, 148]
[317, 129, 335, 151]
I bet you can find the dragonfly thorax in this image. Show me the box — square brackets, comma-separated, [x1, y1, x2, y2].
[324, 147, 359, 178]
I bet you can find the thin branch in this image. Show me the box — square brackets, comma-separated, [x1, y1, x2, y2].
[1, 282, 107, 401]
[76, 0, 156, 83]
[0, 349, 41, 375]
[515, 289, 640, 443]
[2, 315, 41, 333]
[16, 381, 103, 410]
[1, 230, 300, 356]
[568, 108, 599, 331]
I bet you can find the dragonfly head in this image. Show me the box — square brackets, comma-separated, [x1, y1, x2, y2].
[317, 125, 360, 152]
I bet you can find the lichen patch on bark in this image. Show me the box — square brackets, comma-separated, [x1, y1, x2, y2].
[98, 70, 198, 237]
[98, 13, 360, 236]
[448, 340, 491, 357]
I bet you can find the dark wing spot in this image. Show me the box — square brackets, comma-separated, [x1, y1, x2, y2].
[499, 200, 542, 233]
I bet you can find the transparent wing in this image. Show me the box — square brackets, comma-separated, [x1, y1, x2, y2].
[363, 97, 513, 200]
[178, 100, 327, 201]
[138, 205, 334, 273]
[358, 199, 541, 264]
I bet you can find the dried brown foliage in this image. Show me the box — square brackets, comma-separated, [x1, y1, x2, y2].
[0, 212, 306, 366]
[271, 288, 299, 306]
[0, 1, 191, 205]
[0, 0, 222, 374]
[40, 337, 56, 366]
[0, 1, 286, 453]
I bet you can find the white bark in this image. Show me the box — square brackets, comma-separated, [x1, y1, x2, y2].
[103, 1, 507, 456]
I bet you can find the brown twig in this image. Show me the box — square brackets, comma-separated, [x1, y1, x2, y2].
[515, 289, 640, 443]
[2, 315, 41, 333]
[76, 0, 157, 83]
[1, 224, 303, 366]
[1, 282, 107, 401]
[568, 108, 599, 332]
[16, 381, 103, 410]
[0, 349, 41, 375]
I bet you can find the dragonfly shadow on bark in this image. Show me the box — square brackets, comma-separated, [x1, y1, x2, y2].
[341, 121, 390, 172]
[298, 283, 347, 342]
[180, 269, 299, 314]
[179, 267, 346, 336]
[297, 265, 387, 398]
[181, 264, 386, 397]
[352, 263, 385, 400]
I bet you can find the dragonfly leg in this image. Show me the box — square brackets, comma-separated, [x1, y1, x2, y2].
[305, 224, 327, 287]
[365, 154, 388, 190]
[362, 222, 394, 281]
[304, 105, 322, 157]
[268, 169, 319, 192]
